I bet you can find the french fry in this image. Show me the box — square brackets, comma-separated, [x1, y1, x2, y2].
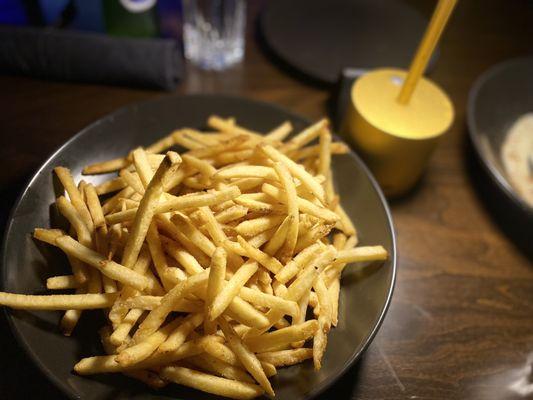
[262, 183, 339, 223]
[116, 317, 183, 366]
[265, 121, 293, 141]
[119, 169, 145, 194]
[215, 165, 278, 181]
[146, 222, 177, 291]
[133, 270, 209, 342]
[83, 157, 130, 175]
[106, 186, 241, 225]
[275, 241, 323, 284]
[75, 339, 203, 374]
[161, 365, 264, 400]
[109, 308, 144, 346]
[214, 205, 248, 224]
[46, 275, 79, 290]
[204, 247, 226, 334]
[0, 292, 118, 309]
[234, 215, 284, 238]
[259, 144, 326, 204]
[56, 196, 92, 247]
[236, 237, 282, 274]
[219, 317, 274, 397]
[188, 354, 255, 383]
[335, 204, 357, 236]
[95, 177, 126, 195]
[121, 152, 181, 269]
[55, 235, 150, 291]
[262, 215, 293, 256]
[84, 184, 106, 228]
[244, 320, 319, 353]
[239, 286, 299, 317]
[54, 167, 94, 232]
[121, 296, 204, 313]
[318, 128, 332, 178]
[159, 313, 204, 353]
[33, 228, 66, 246]
[335, 246, 388, 263]
[209, 260, 258, 321]
[257, 348, 313, 367]
[272, 162, 299, 261]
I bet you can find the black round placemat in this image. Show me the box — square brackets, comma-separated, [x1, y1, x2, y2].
[260, 0, 438, 85]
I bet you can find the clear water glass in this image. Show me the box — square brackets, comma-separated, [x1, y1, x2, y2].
[182, 0, 246, 70]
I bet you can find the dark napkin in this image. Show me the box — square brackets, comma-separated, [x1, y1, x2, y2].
[0, 25, 182, 90]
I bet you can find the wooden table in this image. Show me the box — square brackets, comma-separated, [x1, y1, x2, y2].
[0, 1, 531, 398]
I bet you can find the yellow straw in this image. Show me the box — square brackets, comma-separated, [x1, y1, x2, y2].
[397, 0, 458, 104]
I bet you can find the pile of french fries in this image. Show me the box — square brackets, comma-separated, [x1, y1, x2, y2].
[0, 116, 388, 399]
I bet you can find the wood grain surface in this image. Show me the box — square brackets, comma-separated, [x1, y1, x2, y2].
[0, 1, 531, 399]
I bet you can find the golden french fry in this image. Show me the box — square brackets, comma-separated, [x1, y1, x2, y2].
[161, 365, 264, 400]
[219, 317, 274, 397]
[0, 292, 117, 309]
[95, 177, 126, 195]
[146, 222, 177, 291]
[33, 228, 66, 246]
[116, 317, 182, 366]
[75, 339, 203, 374]
[109, 308, 144, 346]
[83, 157, 130, 175]
[214, 205, 248, 224]
[84, 184, 106, 228]
[106, 186, 241, 225]
[275, 242, 324, 284]
[236, 236, 282, 274]
[272, 162, 299, 261]
[265, 121, 293, 141]
[205, 247, 227, 334]
[159, 313, 204, 353]
[257, 348, 313, 367]
[244, 320, 319, 353]
[234, 214, 284, 237]
[262, 183, 339, 223]
[335, 246, 388, 263]
[54, 167, 94, 232]
[188, 354, 255, 383]
[56, 196, 92, 247]
[121, 152, 181, 269]
[119, 169, 145, 194]
[209, 260, 258, 321]
[133, 270, 208, 342]
[55, 235, 149, 291]
[215, 165, 278, 181]
[259, 144, 326, 204]
[239, 286, 298, 317]
[318, 128, 332, 178]
[46, 275, 79, 290]
[335, 204, 357, 236]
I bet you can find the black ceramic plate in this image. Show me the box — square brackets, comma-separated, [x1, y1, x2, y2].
[467, 57, 533, 218]
[1, 95, 396, 400]
[260, 0, 437, 85]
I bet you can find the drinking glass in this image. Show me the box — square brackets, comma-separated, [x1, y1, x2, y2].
[182, 0, 246, 70]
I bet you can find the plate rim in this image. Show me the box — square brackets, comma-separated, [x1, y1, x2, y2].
[1, 93, 397, 400]
[467, 56, 533, 216]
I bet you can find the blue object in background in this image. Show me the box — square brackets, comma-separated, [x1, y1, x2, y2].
[158, 0, 182, 39]
[38, 0, 68, 24]
[71, 0, 104, 32]
[0, 0, 28, 25]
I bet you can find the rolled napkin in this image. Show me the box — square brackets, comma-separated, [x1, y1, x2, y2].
[0, 25, 182, 90]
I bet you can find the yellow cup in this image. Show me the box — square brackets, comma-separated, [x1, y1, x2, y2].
[342, 68, 454, 197]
